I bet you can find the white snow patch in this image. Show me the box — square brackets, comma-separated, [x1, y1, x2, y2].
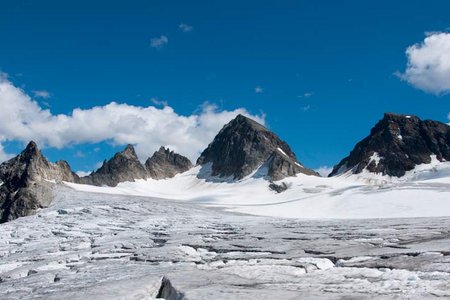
[295, 162, 304, 168]
[276, 147, 288, 157]
[368, 152, 381, 167]
[65, 155, 450, 219]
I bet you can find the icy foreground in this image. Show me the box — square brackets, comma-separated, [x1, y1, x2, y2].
[1, 186, 450, 299]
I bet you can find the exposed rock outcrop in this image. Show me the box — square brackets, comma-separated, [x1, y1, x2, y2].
[145, 146, 192, 179]
[156, 276, 185, 300]
[267, 148, 318, 181]
[0, 141, 79, 223]
[329, 113, 450, 177]
[268, 181, 290, 193]
[80, 144, 148, 187]
[196, 114, 318, 180]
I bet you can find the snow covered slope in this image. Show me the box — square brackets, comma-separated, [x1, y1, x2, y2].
[66, 158, 450, 219]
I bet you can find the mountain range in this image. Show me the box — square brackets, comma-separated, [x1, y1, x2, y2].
[0, 113, 449, 222]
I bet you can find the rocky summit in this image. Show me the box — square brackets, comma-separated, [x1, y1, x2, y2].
[80, 144, 148, 187]
[145, 146, 192, 180]
[0, 141, 79, 223]
[196, 114, 318, 180]
[329, 113, 450, 177]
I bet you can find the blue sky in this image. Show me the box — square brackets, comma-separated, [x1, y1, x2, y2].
[0, 0, 449, 174]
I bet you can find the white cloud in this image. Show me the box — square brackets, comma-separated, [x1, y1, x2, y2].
[76, 171, 91, 177]
[255, 86, 264, 93]
[74, 150, 85, 158]
[150, 97, 168, 107]
[32, 90, 51, 99]
[179, 23, 193, 32]
[0, 76, 265, 163]
[398, 32, 450, 95]
[298, 92, 313, 98]
[302, 105, 311, 112]
[315, 166, 332, 177]
[150, 35, 168, 48]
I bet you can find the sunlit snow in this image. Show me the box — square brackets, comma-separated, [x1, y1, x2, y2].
[67, 157, 450, 219]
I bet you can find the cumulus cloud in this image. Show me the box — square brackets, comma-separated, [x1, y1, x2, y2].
[76, 171, 91, 177]
[32, 90, 51, 99]
[179, 23, 193, 32]
[150, 35, 168, 48]
[315, 166, 332, 177]
[0, 76, 264, 163]
[255, 86, 264, 93]
[398, 32, 450, 95]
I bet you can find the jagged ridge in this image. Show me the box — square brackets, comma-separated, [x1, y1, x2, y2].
[0, 141, 79, 222]
[145, 146, 193, 180]
[80, 144, 148, 187]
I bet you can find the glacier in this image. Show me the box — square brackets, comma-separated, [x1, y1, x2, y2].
[1, 159, 450, 298]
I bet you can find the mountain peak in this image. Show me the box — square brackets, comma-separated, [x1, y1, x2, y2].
[121, 144, 138, 158]
[233, 114, 254, 123]
[226, 114, 267, 132]
[382, 112, 417, 120]
[157, 146, 170, 154]
[25, 140, 38, 151]
[330, 113, 450, 177]
[0, 141, 79, 222]
[82, 144, 147, 187]
[197, 115, 317, 180]
[21, 140, 41, 159]
[145, 146, 192, 179]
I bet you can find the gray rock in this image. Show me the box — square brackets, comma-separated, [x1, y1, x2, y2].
[80, 144, 148, 187]
[55, 160, 80, 183]
[156, 276, 185, 300]
[145, 146, 192, 179]
[196, 114, 318, 180]
[268, 181, 290, 193]
[330, 113, 450, 177]
[268, 148, 319, 181]
[0, 141, 80, 223]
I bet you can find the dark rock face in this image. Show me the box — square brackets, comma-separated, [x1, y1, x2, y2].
[145, 147, 192, 180]
[267, 149, 319, 181]
[81, 144, 148, 187]
[330, 113, 450, 177]
[268, 182, 290, 193]
[156, 276, 185, 300]
[0, 141, 80, 223]
[196, 114, 318, 180]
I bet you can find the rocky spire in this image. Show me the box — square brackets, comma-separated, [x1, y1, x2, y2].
[145, 146, 193, 179]
[196, 114, 318, 180]
[329, 113, 450, 177]
[0, 141, 79, 223]
[81, 144, 148, 187]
